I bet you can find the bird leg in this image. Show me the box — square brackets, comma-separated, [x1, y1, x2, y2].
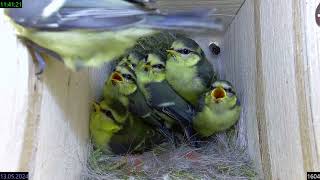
[20, 37, 63, 75]
[32, 49, 47, 75]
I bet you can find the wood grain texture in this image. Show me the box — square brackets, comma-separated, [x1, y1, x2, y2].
[253, 0, 273, 179]
[222, 0, 320, 178]
[253, 0, 320, 178]
[220, 0, 263, 177]
[297, 0, 320, 171]
[31, 58, 92, 180]
[258, 0, 306, 178]
[0, 10, 41, 171]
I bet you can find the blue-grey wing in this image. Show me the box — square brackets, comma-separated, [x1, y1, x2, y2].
[128, 89, 175, 142]
[146, 81, 195, 125]
[6, 0, 148, 30]
[128, 90, 163, 126]
[197, 58, 215, 89]
[6, 0, 223, 31]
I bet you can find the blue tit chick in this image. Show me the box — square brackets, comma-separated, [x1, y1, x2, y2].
[102, 63, 137, 123]
[134, 52, 198, 145]
[90, 101, 163, 155]
[193, 80, 241, 137]
[166, 36, 216, 106]
[5, 0, 220, 72]
[105, 60, 176, 144]
[118, 51, 144, 71]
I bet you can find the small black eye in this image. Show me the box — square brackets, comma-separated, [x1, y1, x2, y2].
[122, 74, 134, 81]
[112, 68, 116, 72]
[183, 49, 191, 54]
[152, 64, 165, 69]
[131, 63, 136, 68]
[225, 87, 235, 94]
[102, 109, 113, 119]
[178, 49, 191, 55]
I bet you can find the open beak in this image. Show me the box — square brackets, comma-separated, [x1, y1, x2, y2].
[211, 87, 227, 102]
[111, 71, 123, 85]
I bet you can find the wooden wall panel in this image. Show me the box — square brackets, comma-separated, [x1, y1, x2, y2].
[220, 0, 263, 177]
[296, 0, 320, 172]
[31, 59, 90, 180]
[222, 0, 320, 179]
[0, 11, 41, 172]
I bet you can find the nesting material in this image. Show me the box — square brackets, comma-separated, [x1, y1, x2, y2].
[83, 33, 256, 179]
[83, 129, 256, 179]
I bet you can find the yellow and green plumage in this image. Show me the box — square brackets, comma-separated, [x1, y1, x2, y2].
[90, 101, 122, 150]
[105, 56, 176, 144]
[92, 60, 167, 154]
[15, 26, 154, 70]
[134, 52, 198, 144]
[90, 101, 163, 154]
[5, 0, 219, 71]
[103, 62, 137, 110]
[166, 37, 216, 106]
[193, 80, 241, 137]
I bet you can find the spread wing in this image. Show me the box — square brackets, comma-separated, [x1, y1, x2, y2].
[6, 0, 221, 31]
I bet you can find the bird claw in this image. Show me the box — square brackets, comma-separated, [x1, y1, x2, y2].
[33, 50, 47, 75]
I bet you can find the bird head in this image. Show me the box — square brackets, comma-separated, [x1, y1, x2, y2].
[109, 63, 137, 96]
[90, 102, 122, 149]
[135, 53, 166, 84]
[119, 52, 144, 71]
[206, 80, 240, 109]
[166, 37, 204, 67]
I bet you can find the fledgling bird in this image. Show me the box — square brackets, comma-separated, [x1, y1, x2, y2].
[5, 0, 222, 72]
[102, 63, 138, 124]
[90, 101, 163, 154]
[134, 52, 197, 145]
[166, 36, 216, 106]
[104, 61, 176, 143]
[193, 80, 241, 137]
[117, 51, 144, 71]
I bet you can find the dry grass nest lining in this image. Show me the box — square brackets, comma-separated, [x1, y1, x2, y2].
[82, 129, 257, 180]
[82, 33, 256, 179]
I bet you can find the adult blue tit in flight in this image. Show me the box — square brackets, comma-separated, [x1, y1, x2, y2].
[5, 0, 223, 72]
[166, 36, 216, 106]
[193, 80, 241, 137]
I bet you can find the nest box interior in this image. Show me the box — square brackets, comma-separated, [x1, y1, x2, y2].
[1, 0, 319, 179]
